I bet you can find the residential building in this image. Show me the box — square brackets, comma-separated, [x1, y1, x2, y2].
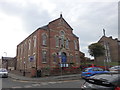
[97, 36, 120, 63]
[2, 57, 17, 70]
[16, 14, 82, 76]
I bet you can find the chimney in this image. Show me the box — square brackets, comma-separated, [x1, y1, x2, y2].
[109, 36, 112, 39]
[115, 38, 118, 41]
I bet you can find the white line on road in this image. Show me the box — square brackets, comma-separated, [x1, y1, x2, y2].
[12, 86, 22, 88]
[32, 84, 41, 87]
[48, 82, 57, 84]
[41, 82, 48, 85]
[24, 85, 32, 88]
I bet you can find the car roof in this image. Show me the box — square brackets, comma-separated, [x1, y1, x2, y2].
[85, 67, 101, 69]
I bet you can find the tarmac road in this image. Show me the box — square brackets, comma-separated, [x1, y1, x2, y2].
[2, 77, 85, 88]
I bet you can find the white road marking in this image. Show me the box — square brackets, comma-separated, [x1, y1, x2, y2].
[12, 79, 29, 83]
[12, 86, 22, 88]
[41, 82, 48, 85]
[32, 84, 41, 87]
[24, 85, 32, 88]
[48, 82, 57, 84]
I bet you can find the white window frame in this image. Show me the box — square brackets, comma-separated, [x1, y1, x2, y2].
[28, 39, 31, 50]
[74, 40, 78, 50]
[33, 36, 37, 48]
[42, 50, 47, 63]
[55, 36, 59, 47]
[66, 39, 69, 49]
[42, 34, 47, 46]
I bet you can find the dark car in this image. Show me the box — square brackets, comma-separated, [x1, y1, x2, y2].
[81, 73, 120, 90]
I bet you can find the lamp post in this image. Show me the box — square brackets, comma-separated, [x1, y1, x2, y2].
[3, 52, 8, 69]
[23, 61, 25, 76]
[59, 51, 63, 78]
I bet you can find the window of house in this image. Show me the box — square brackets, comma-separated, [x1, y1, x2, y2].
[21, 44, 23, 56]
[60, 30, 65, 36]
[66, 39, 69, 49]
[42, 34, 47, 46]
[60, 37, 64, 48]
[33, 36, 36, 47]
[28, 39, 31, 50]
[59, 31, 65, 48]
[55, 36, 59, 47]
[18, 47, 20, 58]
[24, 42, 27, 56]
[42, 51, 47, 63]
[74, 40, 78, 50]
[52, 53, 57, 62]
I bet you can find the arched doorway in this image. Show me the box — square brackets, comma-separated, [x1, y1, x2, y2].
[61, 52, 67, 63]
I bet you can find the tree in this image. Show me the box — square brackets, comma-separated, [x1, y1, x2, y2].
[88, 43, 105, 64]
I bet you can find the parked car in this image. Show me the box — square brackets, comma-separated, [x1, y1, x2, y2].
[0, 68, 8, 78]
[81, 67, 109, 78]
[81, 73, 120, 90]
[109, 65, 120, 73]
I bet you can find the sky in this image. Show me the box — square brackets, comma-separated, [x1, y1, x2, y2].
[0, 0, 119, 59]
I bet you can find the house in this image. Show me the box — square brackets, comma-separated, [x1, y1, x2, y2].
[2, 57, 17, 70]
[97, 36, 120, 63]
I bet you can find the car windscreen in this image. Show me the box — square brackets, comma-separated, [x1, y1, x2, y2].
[83, 68, 91, 72]
[0, 69, 7, 72]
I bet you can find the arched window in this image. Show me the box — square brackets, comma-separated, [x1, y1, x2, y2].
[42, 50, 47, 62]
[65, 39, 69, 49]
[60, 30, 65, 36]
[33, 36, 36, 47]
[21, 44, 23, 56]
[52, 53, 57, 62]
[55, 36, 59, 47]
[74, 40, 78, 50]
[24, 42, 27, 56]
[42, 34, 47, 46]
[28, 39, 31, 50]
[59, 31, 65, 48]
[60, 37, 64, 48]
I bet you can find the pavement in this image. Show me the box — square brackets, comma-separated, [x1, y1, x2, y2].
[8, 71, 81, 82]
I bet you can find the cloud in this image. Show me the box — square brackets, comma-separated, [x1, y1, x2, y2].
[0, 0, 118, 58]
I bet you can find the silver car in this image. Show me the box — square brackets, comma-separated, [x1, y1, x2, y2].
[0, 68, 8, 78]
[109, 66, 120, 73]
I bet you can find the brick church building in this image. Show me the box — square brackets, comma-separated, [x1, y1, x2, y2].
[16, 14, 83, 76]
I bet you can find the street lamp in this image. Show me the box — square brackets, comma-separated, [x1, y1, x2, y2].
[23, 61, 25, 76]
[4, 52, 7, 57]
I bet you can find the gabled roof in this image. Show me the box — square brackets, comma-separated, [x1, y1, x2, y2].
[48, 14, 73, 30]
